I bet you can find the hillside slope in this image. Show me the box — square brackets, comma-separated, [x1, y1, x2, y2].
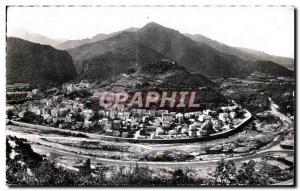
[57, 28, 138, 50]
[7, 37, 77, 85]
[185, 33, 294, 70]
[69, 31, 217, 89]
[238, 60, 294, 76]
[136, 22, 245, 77]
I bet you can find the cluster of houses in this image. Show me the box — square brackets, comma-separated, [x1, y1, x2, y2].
[62, 80, 91, 93]
[6, 83, 39, 100]
[129, 105, 244, 139]
[7, 87, 246, 139]
[8, 95, 81, 125]
[6, 80, 247, 140]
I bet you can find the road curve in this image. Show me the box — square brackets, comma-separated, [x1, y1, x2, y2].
[31, 143, 293, 168]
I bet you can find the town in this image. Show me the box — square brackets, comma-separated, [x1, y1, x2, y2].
[6, 82, 249, 140]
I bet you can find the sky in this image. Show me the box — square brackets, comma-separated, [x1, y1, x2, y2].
[6, 6, 294, 58]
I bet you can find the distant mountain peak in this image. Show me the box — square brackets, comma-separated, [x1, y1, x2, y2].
[144, 22, 162, 27]
[141, 22, 169, 31]
[66, 22, 293, 78]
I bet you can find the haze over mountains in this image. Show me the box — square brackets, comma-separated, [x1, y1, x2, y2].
[8, 30, 66, 48]
[7, 22, 294, 87]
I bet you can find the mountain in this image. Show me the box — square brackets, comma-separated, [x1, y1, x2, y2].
[67, 31, 142, 73]
[66, 30, 218, 91]
[134, 22, 248, 76]
[6, 37, 77, 86]
[185, 33, 294, 70]
[76, 32, 166, 81]
[68, 22, 293, 78]
[56, 28, 138, 50]
[69, 22, 245, 77]
[68, 31, 212, 85]
[7, 30, 65, 47]
[56, 38, 94, 50]
[100, 59, 226, 111]
[138, 60, 217, 87]
[135, 22, 293, 77]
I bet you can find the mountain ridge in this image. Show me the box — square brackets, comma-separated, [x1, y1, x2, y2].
[67, 22, 293, 78]
[6, 37, 77, 86]
[56, 28, 139, 50]
[135, 22, 249, 76]
[185, 33, 294, 70]
[14, 23, 293, 72]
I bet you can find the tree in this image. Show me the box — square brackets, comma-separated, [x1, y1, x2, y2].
[171, 169, 189, 185]
[6, 110, 14, 119]
[237, 160, 268, 185]
[215, 159, 238, 185]
[80, 159, 91, 176]
[32, 162, 57, 185]
[238, 160, 255, 184]
[6, 139, 12, 162]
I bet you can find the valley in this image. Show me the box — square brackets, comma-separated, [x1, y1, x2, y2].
[6, 21, 295, 186]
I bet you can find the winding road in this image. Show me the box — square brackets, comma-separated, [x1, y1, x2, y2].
[6, 98, 294, 173]
[30, 143, 293, 168]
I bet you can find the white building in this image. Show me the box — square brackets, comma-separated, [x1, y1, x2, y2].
[219, 113, 229, 122]
[162, 113, 172, 122]
[175, 113, 184, 123]
[229, 111, 236, 119]
[198, 114, 207, 122]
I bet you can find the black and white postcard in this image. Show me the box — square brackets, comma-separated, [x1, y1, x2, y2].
[5, 5, 295, 187]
